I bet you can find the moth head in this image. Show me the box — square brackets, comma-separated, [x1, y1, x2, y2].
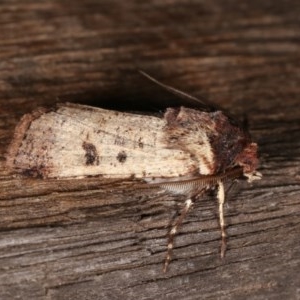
[235, 142, 261, 181]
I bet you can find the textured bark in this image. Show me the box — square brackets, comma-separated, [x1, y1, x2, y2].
[0, 1, 300, 299]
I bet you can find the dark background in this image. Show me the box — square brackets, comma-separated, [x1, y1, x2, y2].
[0, 1, 299, 299]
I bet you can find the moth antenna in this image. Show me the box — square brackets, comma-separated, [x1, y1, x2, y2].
[217, 180, 226, 258]
[139, 70, 215, 111]
[147, 167, 244, 193]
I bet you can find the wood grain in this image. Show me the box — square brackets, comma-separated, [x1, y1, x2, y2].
[0, 0, 300, 299]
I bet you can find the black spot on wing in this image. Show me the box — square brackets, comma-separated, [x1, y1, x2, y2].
[82, 142, 99, 166]
[117, 151, 127, 163]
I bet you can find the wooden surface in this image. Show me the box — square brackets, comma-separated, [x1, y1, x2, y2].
[1, 1, 300, 299]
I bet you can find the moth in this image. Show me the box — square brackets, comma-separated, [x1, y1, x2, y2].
[6, 72, 261, 272]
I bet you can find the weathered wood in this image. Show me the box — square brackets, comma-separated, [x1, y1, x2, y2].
[0, 0, 300, 299]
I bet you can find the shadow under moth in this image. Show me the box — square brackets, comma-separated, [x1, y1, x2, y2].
[6, 72, 261, 272]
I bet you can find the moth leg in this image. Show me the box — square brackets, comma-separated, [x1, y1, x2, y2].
[163, 198, 194, 273]
[217, 180, 226, 258]
[225, 179, 239, 199]
[163, 189, 205, 273]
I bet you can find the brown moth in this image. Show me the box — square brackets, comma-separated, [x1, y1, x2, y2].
[6, 72, 261, 272]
